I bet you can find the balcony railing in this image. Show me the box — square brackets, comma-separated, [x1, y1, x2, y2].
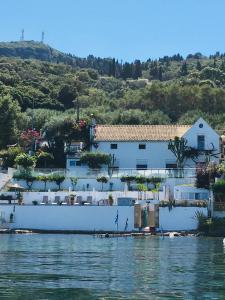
[67, 168, 197, 178]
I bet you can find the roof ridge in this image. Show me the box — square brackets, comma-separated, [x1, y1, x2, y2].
[96, 124, 191, 126]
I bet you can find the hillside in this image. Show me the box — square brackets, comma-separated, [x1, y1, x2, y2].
[0, 41, 225, 133]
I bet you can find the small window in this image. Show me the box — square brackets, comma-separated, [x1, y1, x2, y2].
[199, 123, 203, 128]
[136, 164, 147, 170]
[197, 135, 205, 150]
[139, 144, 146, 149]
[69, 160, 76, 167]
[110, 143, 118, 149]
[166, 163, 177, 169]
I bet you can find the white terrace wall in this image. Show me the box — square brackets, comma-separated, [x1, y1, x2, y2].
[0, 205, 134, 232]
[11, 177, 194, 200]
[159, 207, 208, 231]
[21, 191, 163, 204]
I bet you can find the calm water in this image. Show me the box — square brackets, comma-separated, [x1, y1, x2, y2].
[0, 235, 225, 300]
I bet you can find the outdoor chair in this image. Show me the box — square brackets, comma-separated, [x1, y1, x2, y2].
[84, 195, 92, 205]
[40, 195, 48, 205]
[62, 196, 70, 205]
[76, 195, 83, 205]
[52, 195, 60, 205]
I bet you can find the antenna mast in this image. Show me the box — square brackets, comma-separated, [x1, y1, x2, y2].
[41, 31, 45, 43]
[20, 29, 24, 41]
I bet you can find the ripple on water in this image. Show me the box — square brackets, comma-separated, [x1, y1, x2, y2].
[0, 235, 225, 299]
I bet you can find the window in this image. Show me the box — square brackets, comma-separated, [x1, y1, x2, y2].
[166, 163, 177, 169]
[110, 143, 118, 149]
[139, 144, 146, 149]
[76, 160, 81, 166]
[136, 164, 147, 170]
[197, 135, 205, 150]
[69, 160, 76, 167]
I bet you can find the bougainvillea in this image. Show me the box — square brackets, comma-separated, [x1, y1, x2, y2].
[20, 129, 41, 151]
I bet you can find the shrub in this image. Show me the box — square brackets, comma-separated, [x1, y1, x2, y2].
[120, 175, 136, 190]
[48, 173, 65, 190]
[97, 176, 108, 191]
[15, 153, 36, 169]
[0, 147, 23, 168]
[36, 175, 50, 191]
[70, 177, 78, 190]
[13, 170, 37, 189]
[135, 176, 147, 184]
[213, 180, 225, 202]
[36, 151, 54, 168]
[80, 152, 111, 169]
[108, 194, 113, 206]
[120, 175, 136, 182]
[137, 184, 147, 192]
[196, 168, 210, 189]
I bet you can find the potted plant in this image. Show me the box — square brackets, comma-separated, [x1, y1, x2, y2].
[70, 194, 75, 205]
[108, 194, 114, 206]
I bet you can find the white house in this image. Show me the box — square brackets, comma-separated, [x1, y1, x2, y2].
[67, 118, 220, 173]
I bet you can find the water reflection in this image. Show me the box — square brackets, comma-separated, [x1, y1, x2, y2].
[0, 235, 225, 299]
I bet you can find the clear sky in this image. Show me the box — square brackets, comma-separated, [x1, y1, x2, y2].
[1, 0, 225, 61]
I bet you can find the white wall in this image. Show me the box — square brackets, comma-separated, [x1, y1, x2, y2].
[174, 185, 209, 201]
[0, 205, 134, 232]
[184, 118, 220, 165]
[159, 207, 208, 231]
[93, 141, 177, 169]
[21, 190, 160, 204]
[88, 118, 220, 170]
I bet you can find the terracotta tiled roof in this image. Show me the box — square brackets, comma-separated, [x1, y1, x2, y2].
[94, 125, 191, 142]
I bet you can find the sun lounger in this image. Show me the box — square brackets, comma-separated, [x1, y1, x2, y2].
[76, 195, 82, 205]
[40, 195, 48, 205]
[84, 195, 92, 205]
[62, 196, 70, 205]
[52, 195, 60, 205]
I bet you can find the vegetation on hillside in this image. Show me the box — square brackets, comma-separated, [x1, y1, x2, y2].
[1, 41, 225, 166]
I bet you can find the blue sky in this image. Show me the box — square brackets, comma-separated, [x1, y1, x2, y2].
[1, 0, 225, 61]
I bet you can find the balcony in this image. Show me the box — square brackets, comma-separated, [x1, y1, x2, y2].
[67, 167, 197, 179]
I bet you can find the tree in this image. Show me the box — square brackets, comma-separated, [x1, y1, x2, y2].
[0, 147, 22, 168]
[97, 176, 108, 191]
[168, 137, 196, 174]
[37, 175, 50, 191]
[120, 175, 136, 190]
[133, 60, 142, 79]
[180, 62, 188, 76]
[0, 96, 21, 149]
[58, 84, 78, 109]
[36, 151, 54, 168]
[20, 129, 41, 152]
[15, 153, 36, 170]
[80, 152, 111, 169]
[49, 173, 65, 190]
[70, 176, 78, 190]
[196, 60, 202, 71]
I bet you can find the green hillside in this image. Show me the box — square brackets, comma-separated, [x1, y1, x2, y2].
[0, 41, 225, 150]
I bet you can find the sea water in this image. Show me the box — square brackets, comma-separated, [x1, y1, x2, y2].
[0, 234, 225, 300]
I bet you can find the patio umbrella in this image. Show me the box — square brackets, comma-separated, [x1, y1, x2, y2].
[7, 183, 25, 191]
[7, 183, 25, 205]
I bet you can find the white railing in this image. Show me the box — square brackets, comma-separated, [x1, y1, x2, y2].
[67, 168, 197, 178]
[33, 168, 66, 176]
